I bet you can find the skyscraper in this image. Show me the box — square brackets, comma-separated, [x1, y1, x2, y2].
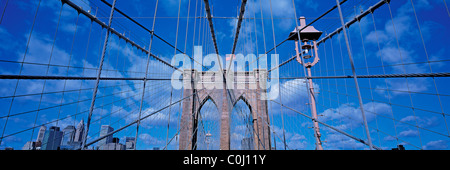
[36, 126, 46, 142]
[241, 137, 253, 150]
[60, 125, 76, 150]
[69, 120, 85, 149]
[22, 141, 37, 150]
[41, 126, 63, 150]
[98, 125, 114, 147]
[74, 120, 84, 142]
[61, 125, 76, 145]
[101, 137, 125, 150]
[125, 137, 136, 150]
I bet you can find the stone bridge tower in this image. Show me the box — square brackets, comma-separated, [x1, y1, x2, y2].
[179, 69, 271, 150]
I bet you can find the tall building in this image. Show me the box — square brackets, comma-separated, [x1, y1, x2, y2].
[41, 126, 63, 150]
[100, 137, 125, 150]
[60, 125, 76, 150]
[98, 125, 114, 147]
[61, 125, 76, 145]
[22, 126, 45, 150]
[22, 141, 37, 150]
[36, 126, 46, 142]
[125, 137, 136, 150]
[241, 137, 253, 150]
[70, 120, 85, 149]
[74, 120, 84, 142]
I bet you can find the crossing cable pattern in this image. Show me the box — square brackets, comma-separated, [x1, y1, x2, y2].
[256, 0, 449, 150]
[62, 0, 180, 71]
[100, 0, 207, 71]
[0, 0, 186, 150]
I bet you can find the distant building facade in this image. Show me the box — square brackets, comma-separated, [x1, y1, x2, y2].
[22, 141, 37, 150]
[22, 126, 46, 150]
[241, 137, 253, 150]
[100, 137, 125, 150]
[74, 120, 84, 142]
[41, 126, 63, 150]
[125, 137, 136, 150]
[37, 126, 46, 143]
[99, 125, 114, 147]
[20, 121, 138, 150]
[61, 126, 76, 145]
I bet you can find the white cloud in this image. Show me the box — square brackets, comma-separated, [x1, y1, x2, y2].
[230, 0, 318, 43]
[377, 45, 426, 74]
[19, 32, 71, 75]
[247, 0, 302, 31]
[400, 115, 416, 122]
[423, 140, 448, 150]
[227, 0, 319, 56]
[281, 79, 318, 100]
[398, 129, 420, 137]
[138, 133, 165, 145]
[323, 132, 366, 150]
[384, 15, 413, 40]
[34, 0, 92, 33]
[399, 115, 440, 128]
[365, 30, 388, 44]
[319, 102, 392, 130]
[362, 1, 439, 98]
[0, 30, 100, 108]
[49, 115, 79, 130]
[115, 105, 179, 129]
[270, 125, 308, 150]
[227, 16, 257, 55]
[269, 79, 319, 113]
[376, 78, 429, 97]
[286, 133, 307, 149]
[383, 135, 396, 141]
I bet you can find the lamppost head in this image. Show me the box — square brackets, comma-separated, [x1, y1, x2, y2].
[287, 16, 323, 41]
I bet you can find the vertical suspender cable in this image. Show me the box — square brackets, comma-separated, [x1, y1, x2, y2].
[335, 0, 373, 150]
[134, 0, 159, 150]
[291, 0, 324, 150]
[355, 7, 382, 147]
[165, 0, 182, 148]
[268, 0, 286, 150]
[36, 2, 64, 150]
[369, 10, 399, 146]
[57, 13, 80, 127]
[0, 0, 42, 145]
[409, 0, 449, 136]
[82, 0, 117, 150]
[173, 0, 192, 150]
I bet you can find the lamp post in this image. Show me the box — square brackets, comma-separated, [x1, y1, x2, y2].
[288, 17, 324, 150]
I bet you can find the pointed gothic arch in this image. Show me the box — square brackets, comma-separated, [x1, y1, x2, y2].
[197, 95, 219, 114]
[230, 94, 255, 150]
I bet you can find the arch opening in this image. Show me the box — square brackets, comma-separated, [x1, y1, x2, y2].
[230, 95, 255, 150]
[195, 96, 220, 150]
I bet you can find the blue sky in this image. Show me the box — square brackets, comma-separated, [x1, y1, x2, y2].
[0, 0, 449, 150]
